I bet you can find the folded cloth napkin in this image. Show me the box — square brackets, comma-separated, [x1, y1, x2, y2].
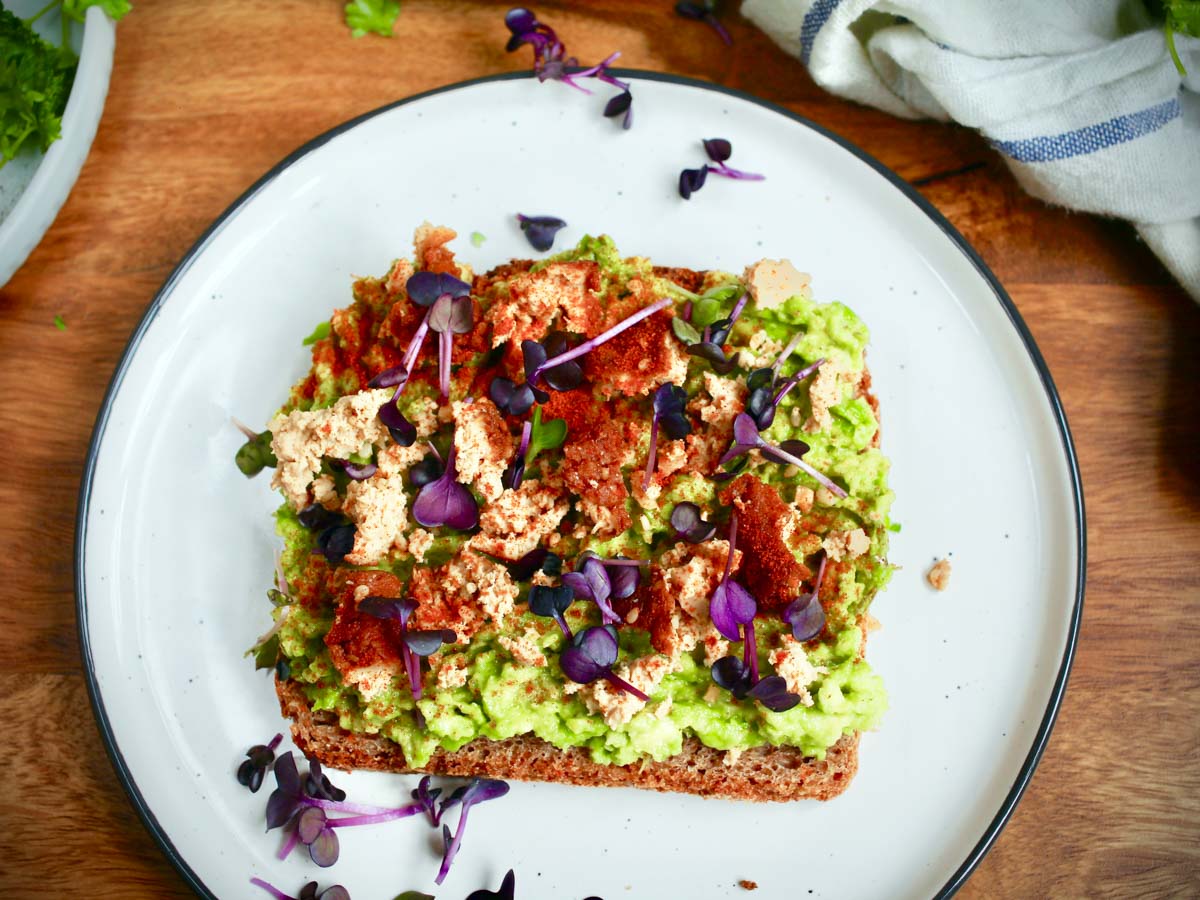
[742, 0, 1200, 300]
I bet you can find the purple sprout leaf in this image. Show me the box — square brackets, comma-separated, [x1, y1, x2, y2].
[337, 459, 377, 480]
[517, 214, 567, 252]
[406, 271, 471, 306]
[507, 547, 561, 581]
[678, 165, 709, 199]
[562, 555, 621, 623]
[710, 654, 752, 698]
[502, 419, 533, 492]
[378, 399, 417, 447]
[466, 869, 517, 900]
[606, 559, 643, 599]
[367, 364, 408, 389]
[308, 826, 339, 868]
[412, 775, 443, 827]
[315, 523, 356, 565]
[560, 624, 619, 682]
[783, 552, 828, 642]
[265, 752, 304, 830]
[604, 89, 633, 129]
[539, 332, 584, 391]
[435, 778, 511, 885]
[403, 629, 458, 657]
[686, 340, 737, 373]
[669, 501, 716, 544]
[412, 447, 480, 530]
[529, 583, 575, 638]
[298, 503, 340, 531]
[703, 137, 732, 162]
[408, 453, 444, 488]
[297, 806, 327, 844]
[317, 889, 351, 900]
[747, 675, 801, 712]
[304, 760, 346, 803]
[718, 413, 766, 467]
[358, 596, 418, 627]
[710, 579, 757, 642]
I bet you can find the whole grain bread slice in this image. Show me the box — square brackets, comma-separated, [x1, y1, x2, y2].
[277, 678, 859, 802]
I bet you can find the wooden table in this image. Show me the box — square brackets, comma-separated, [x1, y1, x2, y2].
[2, 2, 1196, 897]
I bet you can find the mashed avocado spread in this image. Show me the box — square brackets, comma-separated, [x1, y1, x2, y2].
[251, 228, 894, 772]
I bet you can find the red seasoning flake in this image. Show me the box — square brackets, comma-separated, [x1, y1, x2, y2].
[584, 307, 684, 400]
[720, 475, 812, 612]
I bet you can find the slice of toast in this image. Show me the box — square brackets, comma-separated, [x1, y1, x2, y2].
[277, 678, 859, 802]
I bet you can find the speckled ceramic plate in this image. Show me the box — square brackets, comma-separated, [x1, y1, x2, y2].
[77, 72, 1084, 900]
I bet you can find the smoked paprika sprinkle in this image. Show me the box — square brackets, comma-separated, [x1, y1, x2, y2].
[244, 223, 896, 790]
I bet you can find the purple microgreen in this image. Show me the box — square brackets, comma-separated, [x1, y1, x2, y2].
[502, 420, 533, 491]
[772, 357, 824, 408]
[679, 139, 763, 199]
[710, 654, 751, 698]
[315, 523, 357, 565]
[709, 512, 758, 641]
[265, 751, 305, 831]
[412, 775, 443, 827]
[562, 556, 615, 622]
[746, 675, 801, 712]
[406, 271, 471, 306]
[359, 596, 417, 626]
[605, 557, 646, 600]
[603, 89, 634, 129]
[425, 293, 474, 399]
[505, 9, 632, 126]
[560, 626, 650, 700]
[686, 340, 738, 373]
[702, 136, 733, 162]
[783, 552, 828, 642]
[528, 583, 575, 639]
[761, 438, 812, 465]
[466, 870, 517, 900]
[412, 446, 480, 530]
[642, 383, 691, 490]
[678, 165, 709, 199]
[304, 760, 346, 803]
[669, 501, 716, 544]
[408, 453, 444, 488]
[532, 297, 673, 387]
[516, 214, 567, 252]
[772, 331, 805, 371]
[403, 629, 458, 657]
[336, 459, 377, 480]
[435, 778, 511, 885]
[237, 733, 283, 793]
[711, 454, 749, 483]
[719, 413, 847, 498]
[535, 332, 585, 392]
[489, 376, 538, 417]
[507, 547, 563, 581]
[675, 1, 733, 45]
[367, 365, 408, 389]
[378, 397, 417, 447]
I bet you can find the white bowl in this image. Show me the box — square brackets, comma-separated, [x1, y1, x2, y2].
[0, 4, 116, 287]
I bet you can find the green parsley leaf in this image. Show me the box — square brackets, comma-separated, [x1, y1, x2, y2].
[526, 406, 567, 467]
[302, 320, 331, 346]
[61, 0, 133, 23]
[0, 8, 75, 167]
[392, 893, 435, 900]
[470, 231, 486, 247]
[250, 633, 280, 670]
[53, 314, 67, 330]
[344, 0, 401, 38]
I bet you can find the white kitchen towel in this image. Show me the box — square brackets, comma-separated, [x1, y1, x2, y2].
[742, 0, 1200, 300]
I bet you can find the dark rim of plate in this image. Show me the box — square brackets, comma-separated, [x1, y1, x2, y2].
[74, 69, 1086, 900]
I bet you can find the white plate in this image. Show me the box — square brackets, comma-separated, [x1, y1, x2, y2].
[0, 3, 116, 287]
[77, 73, 1084, 900]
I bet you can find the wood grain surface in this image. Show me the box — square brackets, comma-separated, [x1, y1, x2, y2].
[1, 2, 1196, 897]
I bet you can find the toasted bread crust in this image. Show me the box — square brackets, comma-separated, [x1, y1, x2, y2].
[276, 678, 859, 802]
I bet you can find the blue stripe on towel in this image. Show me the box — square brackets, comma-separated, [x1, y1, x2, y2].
[800, 0, 842, 65]
[991, 97, 1180, 163]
